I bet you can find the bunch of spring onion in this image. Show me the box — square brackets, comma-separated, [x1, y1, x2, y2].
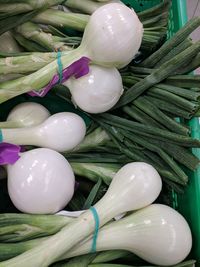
[0, 1, 170, 79]
[0, 2, 144, 107]
[0, 163, 193, 266]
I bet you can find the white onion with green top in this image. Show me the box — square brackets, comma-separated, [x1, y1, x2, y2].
[0, 102, 50, 129]
[1, 112, 86, 152]
[65, 65, 124, 113]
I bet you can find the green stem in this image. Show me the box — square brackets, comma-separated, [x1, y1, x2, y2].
[15, 22, 72, 52]
[144, 96, 192, 119]
[147, 88, 198, 112]
[0, 52, 62, 75]
[140, 16, 200, 67]
[138, 0, 171, 20]
[92, 251, 131, 264]
[32, 9, 89, 32]
[70, 162, 121, 185]
[115, 41, 200, 108]
[0, 214, 73, 242]
[98, 122, 183, 183]
[155, 83, 200, 101]
[13, 32, 49, 52]
[68, 153, 129, 164]
[177, 52, 200, 74]
[0, 0, 64, 16]
[72, 128, 110, 153]
[123, 105, 165, 129]
[64, 0, 113, 15]
[141, 137, 200, 171]
[155, 38, 193, 67]
[141, 13, 168, 27]
[133, 96, 190, 135]
[96, 113, 200, 147]
[121, 130, 188, 184]
[166, 75, 200, 88]
[0, 46, 86, 103]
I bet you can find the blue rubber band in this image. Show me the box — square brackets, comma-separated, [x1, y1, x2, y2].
[89, 206, 100, 253]
[0, 129, 3, 143]
[57, 50, 63, 83]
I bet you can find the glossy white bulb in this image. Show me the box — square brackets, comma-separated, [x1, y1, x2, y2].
[7, 148, 75, 214]
[2, 112, 87, 152]
[99, 204, 193, 265]
[82, 3, 143, 68]
[101, 162, 162, 213]
[66, 65, 124, 113]
[7, 102, 50, 127]
[35, 112, 86, 151]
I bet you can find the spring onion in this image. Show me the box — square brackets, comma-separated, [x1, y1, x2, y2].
[1, 112, 86, 152]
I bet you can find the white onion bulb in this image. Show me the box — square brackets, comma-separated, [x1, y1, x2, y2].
[65, 65, 124, 113]
[81, 3, 143, 68]
[7, 148, 75, 214]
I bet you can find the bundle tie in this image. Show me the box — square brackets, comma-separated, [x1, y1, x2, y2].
[0, 129, 3, 143]
[57, 50, 63, 83]
[89, 206, 100, 253]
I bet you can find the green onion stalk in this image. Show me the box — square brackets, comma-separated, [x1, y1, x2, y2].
[70, 162, 121, 185]
[15, 22, 74, 52]
[0, 213, 73, 243]
[0, 52, 70, 75]
[0, 0, 65, 17]
[0, 32, 22, 53]
[0, 0, 68, 35]
[32, 9, 89, 32]
[13, 32, 50, 52]
[71, 127, 110, 153]
[64, 0, 123, 14]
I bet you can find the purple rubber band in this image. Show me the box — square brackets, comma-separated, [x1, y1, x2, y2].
[0, 143, 22, 165]
[28, 56, 91, 97]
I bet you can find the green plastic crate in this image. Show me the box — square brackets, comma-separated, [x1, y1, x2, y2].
[122, 0, 200, 264]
